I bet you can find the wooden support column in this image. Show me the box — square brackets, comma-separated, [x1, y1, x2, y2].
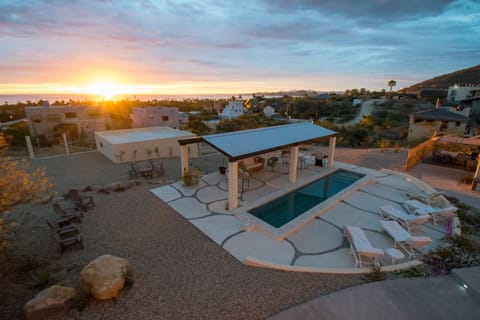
[289, 146, 299, 183]
[328, 136, 336, 168]
[62, 133, 70, 155]
[25, 136, 35, 159]
[180, 144, 189, 176]
[228, 160, 238, 210]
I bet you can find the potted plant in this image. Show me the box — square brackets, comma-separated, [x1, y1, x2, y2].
[182, 167, 203, 187]
[219, 158, 227, 174]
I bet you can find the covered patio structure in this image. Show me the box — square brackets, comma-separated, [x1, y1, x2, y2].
[178, 122, 337, 210]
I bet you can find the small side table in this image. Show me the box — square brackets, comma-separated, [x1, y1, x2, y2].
[386, 248, 404, 265]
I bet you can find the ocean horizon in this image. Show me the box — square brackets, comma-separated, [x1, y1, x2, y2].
[0, 93, 245, 105]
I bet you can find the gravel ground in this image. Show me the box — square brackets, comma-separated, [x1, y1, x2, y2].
[1, 183, 363, 320]
[3, 146, 477, 319]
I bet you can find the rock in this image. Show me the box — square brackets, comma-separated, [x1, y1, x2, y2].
[24, 285, 76, 320]
[107, 182, 126, 192]
[80, 255, 129, 300]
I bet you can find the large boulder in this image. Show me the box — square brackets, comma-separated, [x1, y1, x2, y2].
[80, 255, 129, 300]
[24, 285, 76, 320]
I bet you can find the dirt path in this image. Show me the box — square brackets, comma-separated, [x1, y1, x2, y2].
[342, 99, 382, 126]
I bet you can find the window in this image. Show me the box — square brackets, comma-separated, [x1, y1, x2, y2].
[162, 116, 169, 121]
[65, 112, 77, 118]
[455, 121, 461, 127]
[33, 119, 41, 123]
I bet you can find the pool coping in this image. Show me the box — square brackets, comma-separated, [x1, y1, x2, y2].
[233, 168, 376, 240]
[245, 256, 423, 274]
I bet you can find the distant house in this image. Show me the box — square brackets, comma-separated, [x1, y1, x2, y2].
[418, 89, 447, 101]
[408, 106, 478, 141]
[219, 100, 246, 119]
[352, 99, 362, 107]
[447, 84, 480, 103]
[25, 103, 110, 141]
[130, 107, 180, 129]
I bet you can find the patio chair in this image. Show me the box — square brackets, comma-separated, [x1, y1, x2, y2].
[66, 189, 95, 212]
[47, 220, 84, 254]
[53, 202, 83, 221]
[137, 161, 154, 179]
[128, 163, 139, 178]
[380, 220, 432, 258]
[403, 199, 457, 225]
[344, 225, 384, 268]
[379, 204, 429, 232]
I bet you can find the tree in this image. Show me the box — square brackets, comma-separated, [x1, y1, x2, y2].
[388, 80, 397, 100]
[0, 158, 53, 249]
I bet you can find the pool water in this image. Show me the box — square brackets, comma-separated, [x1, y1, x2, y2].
[248, 169, 364, 228]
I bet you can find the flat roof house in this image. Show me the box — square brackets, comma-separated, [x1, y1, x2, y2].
[95, 126, 198, 163]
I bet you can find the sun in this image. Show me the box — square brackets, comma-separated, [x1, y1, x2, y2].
[86, 80, 122, 99]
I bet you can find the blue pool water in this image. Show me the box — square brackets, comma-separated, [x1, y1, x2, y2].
[248, 169, 364, 228]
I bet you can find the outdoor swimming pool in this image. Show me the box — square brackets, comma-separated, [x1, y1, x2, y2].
[248, 169, 365, 228]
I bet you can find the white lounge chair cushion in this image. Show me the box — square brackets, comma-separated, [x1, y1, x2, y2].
[408, 236, 433, 248]
[345, 225, 384, 257]
[380, 220, 411, 242]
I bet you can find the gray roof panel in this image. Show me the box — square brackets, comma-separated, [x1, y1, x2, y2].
[202, 122, 336, 160]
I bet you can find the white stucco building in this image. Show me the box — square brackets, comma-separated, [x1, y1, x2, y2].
[95, 126, 198, 163]
[219, 100, 246, 119]
[130, 107, 180, 129]
[25, 103, 109, 141]
[447, 84, 480, 103]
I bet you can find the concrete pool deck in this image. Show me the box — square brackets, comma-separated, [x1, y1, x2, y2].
[151, 161, 451, 273]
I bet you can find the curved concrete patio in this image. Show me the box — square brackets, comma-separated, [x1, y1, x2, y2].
[151, 161, 450, 273]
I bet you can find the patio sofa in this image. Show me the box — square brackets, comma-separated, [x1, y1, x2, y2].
[239, 157, 265, 172]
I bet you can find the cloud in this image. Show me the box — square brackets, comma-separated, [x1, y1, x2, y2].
[0, 0, 479, 91]
[265, 0, 455, 21]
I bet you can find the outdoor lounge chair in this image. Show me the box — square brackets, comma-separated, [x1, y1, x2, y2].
[344, 225, 384, 268]
[405, 189, 444, 206]
[403, 199, 457, 225]
[379, 204, 429, 232]
[47, 220, 84, 254]
[66, 189, 95, 211]
[52, 202, 83, 223]
[380, 220, 432, 258]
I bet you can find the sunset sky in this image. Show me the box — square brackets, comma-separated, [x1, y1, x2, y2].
[1, 0, 479, 96]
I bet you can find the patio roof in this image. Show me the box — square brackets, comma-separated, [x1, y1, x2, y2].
[180, 122, 336, 161]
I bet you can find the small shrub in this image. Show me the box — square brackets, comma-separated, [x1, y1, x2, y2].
[31, 267, 52, 289]
[393, 265, 428, 278]
[363, 266, 386, 282]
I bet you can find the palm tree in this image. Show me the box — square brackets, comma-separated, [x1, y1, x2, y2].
[388, 80, 397, 100]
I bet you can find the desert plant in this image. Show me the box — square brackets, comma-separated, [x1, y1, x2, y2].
[362, 265, 386, 282]
[393, 265, 428, 278]
[182, 167, 202, 187]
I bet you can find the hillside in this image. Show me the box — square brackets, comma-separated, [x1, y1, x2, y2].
[405, 64, 480, 93]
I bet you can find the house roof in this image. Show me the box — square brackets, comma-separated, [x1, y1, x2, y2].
[95, 126, 195, 144]
[179, 122, 336, 161]
[412, 107, 471, 122]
